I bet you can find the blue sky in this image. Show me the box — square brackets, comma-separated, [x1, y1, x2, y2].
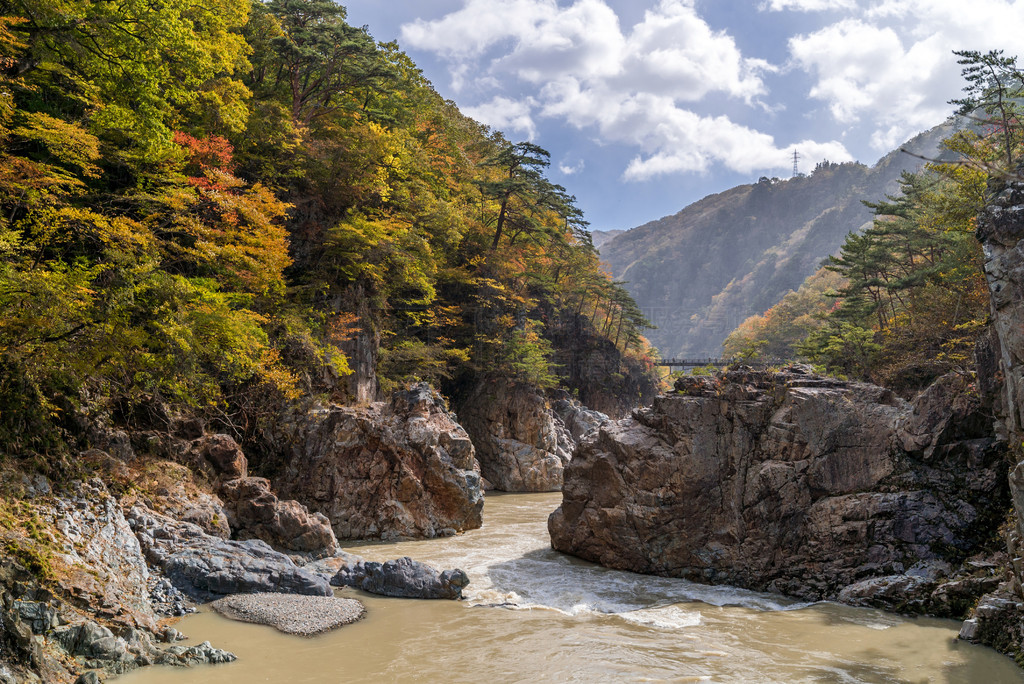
[343, 0, 1024, 233]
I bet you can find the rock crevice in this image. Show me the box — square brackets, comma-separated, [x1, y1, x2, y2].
[549, 368, 1008, 605]
[457, 381, 607, 492]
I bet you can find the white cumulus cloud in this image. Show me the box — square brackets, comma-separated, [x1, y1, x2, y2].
[462, 96, 538, 139]
[761, 0, 856, 11]
[789, 0, 1024, 151]
[399, 0, 1024, 176]
[401, 0, 837, 180]
[558, 159, 586, 175]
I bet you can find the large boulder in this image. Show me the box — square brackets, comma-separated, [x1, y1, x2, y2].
[275, 383, 483, 540]
[549, 369, 1008, 604]
[183, 434, 249, 480]
[331, 556, 469, 599]
[216, 477, 337, 557]
[457, 381, 581, 492]
[127, 507, 331, 600]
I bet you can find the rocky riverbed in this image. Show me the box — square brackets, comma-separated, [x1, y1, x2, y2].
[0, 385, 487, 682]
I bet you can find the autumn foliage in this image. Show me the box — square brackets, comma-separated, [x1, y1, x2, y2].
[0, 0, 654, 459]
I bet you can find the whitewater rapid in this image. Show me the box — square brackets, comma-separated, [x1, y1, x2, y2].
[119, 492, 1023, 683]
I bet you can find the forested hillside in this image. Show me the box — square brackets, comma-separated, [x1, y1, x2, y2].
[724, 50, 1022, 392]
[598, 123, 959, 358]
[0, 0, 654, 466]
[725, 139, 993, 391]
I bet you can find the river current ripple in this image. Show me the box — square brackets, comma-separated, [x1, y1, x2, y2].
[120, 492, 1024, 684]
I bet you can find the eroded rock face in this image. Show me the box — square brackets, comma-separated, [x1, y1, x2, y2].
[551, 397, 609, 444]
[0, 480, 235, 683]
[275, 383, 483, 540]
[216, 477, 337, 557]
[549, 369, 1007, 603]
[458, 381, 606, 492]
[127, 507, 331, 600]
[963, 172, 1024, 655]
[43, 480, 156, 632]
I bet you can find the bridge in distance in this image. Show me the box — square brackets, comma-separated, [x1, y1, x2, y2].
[654, 357, 783, 369]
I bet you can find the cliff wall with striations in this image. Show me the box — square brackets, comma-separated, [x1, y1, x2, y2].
[549, 368, 1008, 610]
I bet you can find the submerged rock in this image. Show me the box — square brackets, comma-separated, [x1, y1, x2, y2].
[549, 369, 1008, 605]
[154, 641, 236, 667]
[331, 556, 469, 599]
[275, 383, 483, 540]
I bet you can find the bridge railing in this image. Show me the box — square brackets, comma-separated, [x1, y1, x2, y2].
[654, 357, 788, 368]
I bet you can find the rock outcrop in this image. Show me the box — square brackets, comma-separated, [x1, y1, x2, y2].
[960, 170, 1024, 656]
[0, 480, 235, 683]
[134, 432, 339, 556]
[457, 381, 608, 492]
[275, 383, 483, 540]
[43, 480, 157, 631]
[331, 556, 470, 599]
[128, 507, 332, 600]
[551, 396, 609, 443]
[458, 381, 573, 492]
[216, 477, 337, 557]
[185, 433, 250, 480]
[549, 368, 1008, 604]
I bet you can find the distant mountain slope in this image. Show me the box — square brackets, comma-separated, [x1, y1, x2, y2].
[589, 229, 624, 248]
[599, 121, 960, 358]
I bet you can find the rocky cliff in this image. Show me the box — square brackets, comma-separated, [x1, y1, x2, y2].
[457, 381, 607, 492]
[275, 384, 484, 539]
[549, 368, 1008, 607]
[0, 479, 237, 683]
[958, 171, 1024, 656]
[0, 381, 484, 681]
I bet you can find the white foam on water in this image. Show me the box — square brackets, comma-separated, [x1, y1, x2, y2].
[460, 545, 810, 622]
[619, 606, 703, 630]
[352, 494, 813, 618]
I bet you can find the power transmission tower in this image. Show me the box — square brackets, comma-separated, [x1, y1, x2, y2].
[792, 150, 800, 177]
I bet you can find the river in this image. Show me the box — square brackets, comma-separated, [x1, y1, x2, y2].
[120, 492, 1024, 683]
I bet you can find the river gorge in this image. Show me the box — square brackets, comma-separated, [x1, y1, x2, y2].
[116, 493, 1022, 684]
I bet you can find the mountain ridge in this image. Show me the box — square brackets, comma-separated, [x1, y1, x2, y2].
[598, 120, 963, 358]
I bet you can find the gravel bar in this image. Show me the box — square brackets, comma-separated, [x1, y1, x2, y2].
[209, 593, 366, 636]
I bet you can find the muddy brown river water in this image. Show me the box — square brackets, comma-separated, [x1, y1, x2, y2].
[119, 492, 1024, 683]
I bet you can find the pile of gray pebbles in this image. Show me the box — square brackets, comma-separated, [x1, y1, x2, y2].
[209, 593, 366, 636]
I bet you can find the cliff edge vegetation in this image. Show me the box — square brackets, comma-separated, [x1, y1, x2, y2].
[0, 0, 656, 472]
